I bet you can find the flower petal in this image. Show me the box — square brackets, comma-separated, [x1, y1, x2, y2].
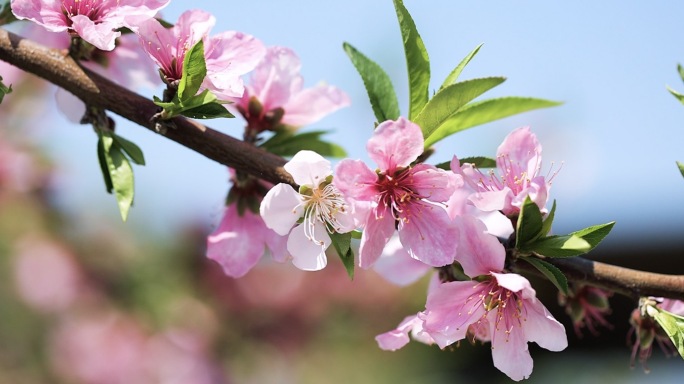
[284, 150, 331, 187]
[410, 164, 462, 202]
[358, 205, 395, 269]
[260, 183, 303, 236]
[282, 83, 351, 127]
[203, 31, 265, 100]
[287, 223, 329, 271]
[497, 126, 541, 178]
[334, 159, 378, 201]
[367, 117, 424, 171]
[206, 206, 266, 278]
[398, 203, 457, 267]
[490, 318, 534, 381]
[373, 235, 431, 286]
[521, 298, 568, 352]
[455, 216, 505, 277]
[70, 16, 120, 51]
[375, 314, 426, 351]
[423, 281, 485, 349]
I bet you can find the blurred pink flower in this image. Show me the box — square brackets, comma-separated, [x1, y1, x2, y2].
[233, 46, 350, 131]
[136, 9, 264, 98]
[260, 150, 354, 271]
[207, 170, 288, 278]
[376, 313, 434, 351]
[334, 117, 460, 268]
[629, 298, 684, 372]
[11, 0, 170, 51]
[559, 284, 613, 337]
[372, 235, 431, 286]
[12, 236, 84, 312]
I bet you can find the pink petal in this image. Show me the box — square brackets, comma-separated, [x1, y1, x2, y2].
[282, 83, 351, 127]
[497, 126, 541, 177]
[521, 298, 568, 352]
[469, 189, 512, 212]
[264, 230, 290, 263]
[283, 150, 331, 187]
[287, 223, 329, 271]
[11, 0, 69, 32]
[423, 281, 485, 349]
[373, 235, 431, 286]
[455, 216, 505, 277]
[206, 206, 267, 278]
[375, 314, 426, 351]
[260, 184, 303, 236]
[492, 272, 535, 298]
[358, 205, 395, 269]
[70, 16, 120, 51]
[410, 164, 461, 202]
[490, 319, 534, 381]
[334, 159, 378, 201]
[249, 46, 302, 111]
[367, 117, 424, 171]
[398, 202, 457, 267]
[204, 31, 265, 100]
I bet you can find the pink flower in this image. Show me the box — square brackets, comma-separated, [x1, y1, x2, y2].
[376, 313, 435, 351]
[136, 9, 264, 98]
[206, 171, 288, 278]
[260, 150, 354, 271]
[233, 46, 350, 131]
[558, 284, 613, 337]
[422, 215, 567, 381]
[11, 0, 170, 51]
[454, 127, 552, 216]
[334, 117, 460, 268]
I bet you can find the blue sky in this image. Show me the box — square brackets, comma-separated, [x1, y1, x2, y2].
[40, 1, 684, 246]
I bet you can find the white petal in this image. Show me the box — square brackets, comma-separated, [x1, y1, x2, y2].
[284, 150, 331, 187]
[260, 183, 303, 235]
[287, 223, 330, 271]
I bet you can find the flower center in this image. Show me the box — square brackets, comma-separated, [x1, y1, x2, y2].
[376, 168, 423, 223]
[461, 279, 527, 343]
[62, 0, 111, 22]
[300, 183, 348, 244]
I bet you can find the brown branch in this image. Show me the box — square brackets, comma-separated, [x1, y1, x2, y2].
[2, 27, 684, 301]
[513, 257, 684, 301]
[0, 28, 295, 187]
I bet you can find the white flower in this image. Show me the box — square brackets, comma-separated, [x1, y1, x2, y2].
[260, 150, 354, 271]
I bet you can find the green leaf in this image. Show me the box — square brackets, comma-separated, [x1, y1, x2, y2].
[329, 231, 355, 280]
[97, 135, 114, 193]
[459, 156, 496, 168]
[678, 161, 684, 178]
[667, 86, 684, 106]
[260, 130, 347, 158]
[651, 307, 684, 360]
[343, 42, 400, 123]
[101, 134, 135, 221]
[540, 200, 557, 237]
[678, 63, 684, 83]
[515, 196, 544, 249]
[415, 77, 506, 141]
[393, 0, 430, 119]
[528, 234, 591, 258]
[180, 101, 233, 119]
[440, 43, 483, 89]
[0, 75, 11, 103]
[423, 97, 562, 147]
[113, 134, 145, 165]
[520, 257, 568, 295]
[177, 40, 207, 101]
[570, 221, 615, 250]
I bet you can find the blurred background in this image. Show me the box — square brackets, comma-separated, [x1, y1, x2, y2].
[1, 0, 684, 382]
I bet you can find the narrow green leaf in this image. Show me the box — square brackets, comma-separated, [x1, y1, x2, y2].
[178, 40, 207, 101]
[393, 0, 430, 119]
[415, 77, 505, 140]
[0, 75, 11, 103]
[424, 97, 562, 147]
[260, 130, 347, 158]
[540, 200, 557, 237]
[520, 257, 568, 295]
[102, 135, 135, 221]
[678, 63, 684, 83]
[529, 234, 591, 258]
[515, 196, 544, 249]
[180, 101, 233, 119]
[678, 161, 684, 178]
[97, 135, 113, 193]
[113, 134, 145, 165]
[459, 156, 496, 168]
[330, 231, 355, 280]
[570, 222, 615, 250]
[343, 42, 400, 123]
[440, 43, 483, 89]
[667, 86, 684, 106]
[652, 307, 684, 360]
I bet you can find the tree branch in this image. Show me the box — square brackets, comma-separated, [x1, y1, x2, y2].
[2, 27, 684, 301]
[0, 28, 295, 188]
